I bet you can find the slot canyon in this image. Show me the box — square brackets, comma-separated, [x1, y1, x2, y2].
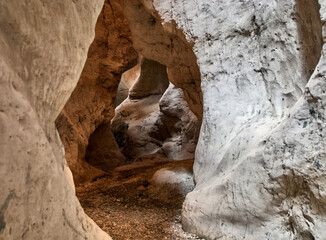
[1, 0, 326, 239]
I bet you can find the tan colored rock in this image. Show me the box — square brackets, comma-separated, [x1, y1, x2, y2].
[159, 84, 200, 159]
[112, 94, 163, 159]
[56, 0, 138, 184]
[3, 0, 326, 239]
[56, 0, 202, 185]
[129, 57, 169, 98]
[0, 0, 110, 239]
[115, 56, 142, 107]
[85, 123, 127, 172]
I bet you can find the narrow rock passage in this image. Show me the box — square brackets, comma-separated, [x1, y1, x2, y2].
[76, 155, 204, 240]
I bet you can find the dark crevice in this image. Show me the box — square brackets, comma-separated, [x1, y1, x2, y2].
[295, 0, 323, 81]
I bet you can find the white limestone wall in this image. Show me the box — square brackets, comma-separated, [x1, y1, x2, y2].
[153, 0, 325, 239]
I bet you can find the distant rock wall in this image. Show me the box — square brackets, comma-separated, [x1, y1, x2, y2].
[55, 0, 138, 184]
[0, 0, 110, 239]
[114, 59, 141, 107]
[112, 76, 200, 161]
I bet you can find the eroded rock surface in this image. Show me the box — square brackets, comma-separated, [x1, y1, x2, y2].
[148, 0, 326, 239]
[2, 0, 326, 239]
[115, 60, 141, 107]
[56, 0, 203, 185]
[55, 0, 138, 184]
[129, 57, 169, 98]
[0, 0, 110, 239]
[121, 0, 203, 121]
[112, 79, 200, 161]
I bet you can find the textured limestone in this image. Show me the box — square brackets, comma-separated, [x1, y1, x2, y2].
[56, 0, 138, 184]
[147, 0, 326, 239]
[111, 57, 169, 159]
[57, 0, 203, 184]
[0, 0, 110, 239]
[158, 83, 200, 159]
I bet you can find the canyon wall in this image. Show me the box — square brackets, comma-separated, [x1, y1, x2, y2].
[1, 0, 326, 239]
[57, 0, 203, 185]
[0, 0, 110, 239]
[148, 0, 326, 239]
[55, 0, 138, 184]
[112, 81, 200, 161]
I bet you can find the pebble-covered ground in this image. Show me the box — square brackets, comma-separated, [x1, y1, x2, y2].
[76, 155, 206, 240]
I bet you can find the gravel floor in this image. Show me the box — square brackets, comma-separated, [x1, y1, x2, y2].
[76, 156, 206, 240]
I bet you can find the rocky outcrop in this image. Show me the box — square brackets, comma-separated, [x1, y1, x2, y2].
[112, 76, 200, 161]
[157, 84, 200, 159]
[55, 0, 138, 184]
[56, 0, 203, 185]
[0, 0, 110, 239]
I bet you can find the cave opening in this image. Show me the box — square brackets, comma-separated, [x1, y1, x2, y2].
[55, 0, 203, 239]
[86, 56, 200, 169]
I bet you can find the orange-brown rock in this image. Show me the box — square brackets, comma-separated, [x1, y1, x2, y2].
[129, 57, 169, 98]
[55, 0, 138, 185]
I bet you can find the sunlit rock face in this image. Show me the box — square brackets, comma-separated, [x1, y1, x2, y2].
[0, 0, 110, 239]
[148, 0, 326, 239]
[55, 0, 138, 185]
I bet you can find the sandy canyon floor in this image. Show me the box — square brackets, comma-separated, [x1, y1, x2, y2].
[76, 155, 205, 240]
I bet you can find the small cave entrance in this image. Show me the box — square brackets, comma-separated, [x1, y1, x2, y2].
[55, 0, 203, 239]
